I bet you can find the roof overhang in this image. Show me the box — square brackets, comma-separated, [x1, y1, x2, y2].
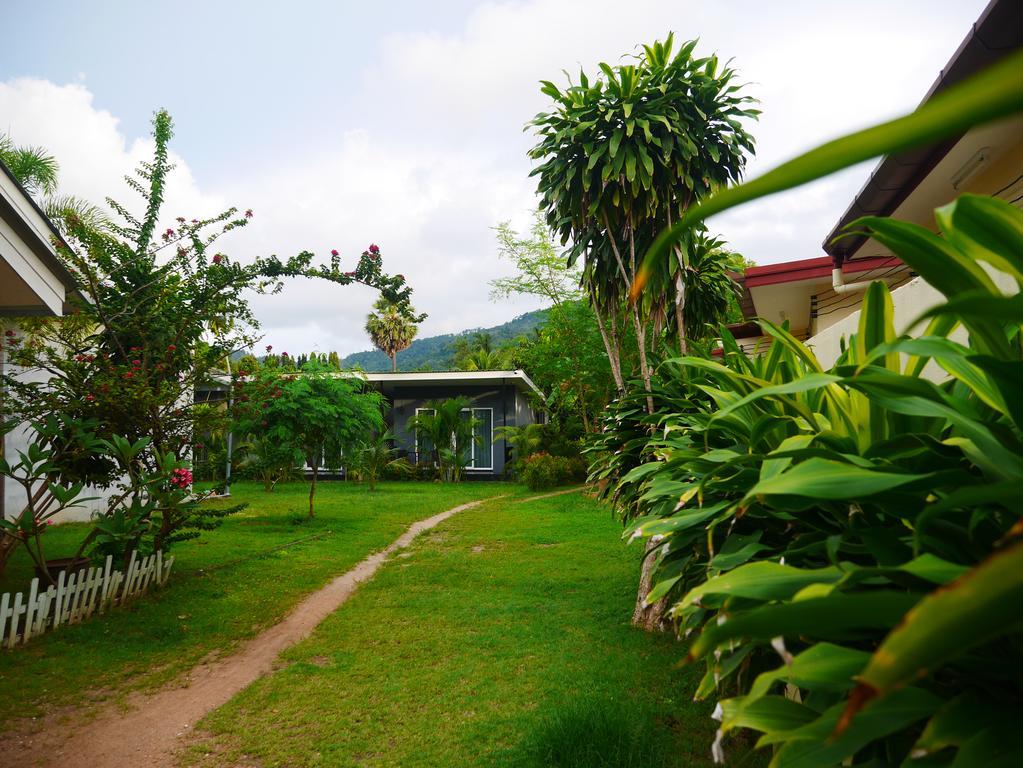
[0, 161, 81, 317]
[822, 0, 1023, 260]
[361, 369, 546, 402]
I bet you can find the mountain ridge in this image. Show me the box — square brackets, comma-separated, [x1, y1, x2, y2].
[340, 308, 548, 371]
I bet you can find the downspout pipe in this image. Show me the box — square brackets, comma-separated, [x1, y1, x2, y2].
[830, 254, 874, 295]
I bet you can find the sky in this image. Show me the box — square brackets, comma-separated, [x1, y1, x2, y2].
[0, 0, 990, 357]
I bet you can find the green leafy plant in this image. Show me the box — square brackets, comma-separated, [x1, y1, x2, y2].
[519, 452, 586, 491]
[348, 431, 413, 491]
[407, 397, 479, 482]
[601, 194, 1023, 766]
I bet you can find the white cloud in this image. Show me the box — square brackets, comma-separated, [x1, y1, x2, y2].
[0, 0, 990, 358]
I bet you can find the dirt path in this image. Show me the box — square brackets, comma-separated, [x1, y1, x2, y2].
[1, 497, 498, 768]
[513, 486, 585, 503]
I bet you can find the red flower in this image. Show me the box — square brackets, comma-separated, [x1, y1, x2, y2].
[368, 243, 380, 254]
[3, 330, 14, 337]
[170, 468, 193, 489]
[281, 351, 289, 357]
[213, 254, 223, 264]
[245, 209, 253, 218]
[168, 344, 177, 351]
[124, 372, 134, 378]
[132, 359, 142, 366]
[85, 394, 95, 402]
[331, 249, 339, 257]
[397, 274, 405, 280]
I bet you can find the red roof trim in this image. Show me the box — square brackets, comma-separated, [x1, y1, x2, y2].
[745, 255, 903, 288]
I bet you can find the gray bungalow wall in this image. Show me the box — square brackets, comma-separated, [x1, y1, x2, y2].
[378, 381, 540, 477]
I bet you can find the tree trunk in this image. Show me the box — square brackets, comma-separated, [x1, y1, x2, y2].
[630, 303, 655, 415]
[391, 351, 397, 372]
[308, 464, 318, 517]
[592, 303, 625, 393]
[675, 270, 688, 356]
[633, 541, 670, 632]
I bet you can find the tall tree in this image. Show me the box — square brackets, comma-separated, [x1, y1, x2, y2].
[491, 215, 616, 430]
[365, 297, 419, 372]
[529, 35, 757, 404]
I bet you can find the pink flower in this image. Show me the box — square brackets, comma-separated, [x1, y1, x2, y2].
[170, 468, 193, 489]
[124, 372, 134, 379]
[132, 359, 142, 367]
[368, 243, 380, 254]
[331, 249, 339, 257]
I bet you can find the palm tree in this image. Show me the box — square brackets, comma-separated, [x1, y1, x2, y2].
[407, 397, 478, 482]
[365, 297, 418, 372]
[348, 431, 412, 490]
[463, 348, 506, 371]
[0, 133, 109, 233]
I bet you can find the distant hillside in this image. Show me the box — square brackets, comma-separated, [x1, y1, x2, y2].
[341, 308, 549, 371]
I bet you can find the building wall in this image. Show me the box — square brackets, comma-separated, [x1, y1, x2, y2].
[806, 269, 1018, 372]
[385, 383, 535, 476]
[1, 321, 116, 524]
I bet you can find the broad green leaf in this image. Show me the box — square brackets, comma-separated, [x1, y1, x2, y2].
[764, 687, 942, 768]
[745, 458, 928, 501]
[720, 695, 818, 734]
[680, 561, 843, 610]
[748, 642, 871, 700]
[688, 592, 920, 660]
[851, 540, 1023, 706]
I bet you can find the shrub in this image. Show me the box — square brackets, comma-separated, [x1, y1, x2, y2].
[596, 195, 1023, 766]
[520, 452, 586, 491]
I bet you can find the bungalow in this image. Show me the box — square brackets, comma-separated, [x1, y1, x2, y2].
[0, 161, 87, 522]
[732, 0, 1023, 366]
[198, 368, 545, 480]
[365, 369, 544, 477]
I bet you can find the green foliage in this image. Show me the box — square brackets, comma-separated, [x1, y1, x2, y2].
[407, 397, 478, 482]
[3, 110, 417, 547]
[366, 296, 419, 371]
[638, 45, 1023, 294]
[235, 433, 300, 492]
[530, 34, 757, 397]
[519, 453, 586, 491]
[596, 195, 1023, 765]
[233, 363, 383, 514]
[348, 431, 413, 491]
[342, 309, 549, 371]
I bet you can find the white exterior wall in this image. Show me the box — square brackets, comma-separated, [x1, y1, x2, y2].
[806, 270, 1018, 372]
[2, 329, 117, 524]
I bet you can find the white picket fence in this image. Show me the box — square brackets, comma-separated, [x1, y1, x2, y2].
[0, 550, 175, 649]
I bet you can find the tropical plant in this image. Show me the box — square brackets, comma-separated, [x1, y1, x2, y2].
[233, 363, 383, 515]
[494, 423, 546, 477]
[407, 397, 479, 482]
[603, 46, 1023, 767]
[492, 217, 618, 430]
[235, 433, 301, 492]
[348, 431, 412, 491]
[530, 34, 757, 399]
[365, 296, 419, 372]
[3, 110, 420, 544]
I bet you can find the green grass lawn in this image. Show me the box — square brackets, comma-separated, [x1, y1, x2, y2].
[189, 491, 724, 768]
[0, 480, 518, 726]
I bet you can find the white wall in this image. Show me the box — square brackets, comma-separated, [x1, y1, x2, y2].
[806, 270, 1018, 372]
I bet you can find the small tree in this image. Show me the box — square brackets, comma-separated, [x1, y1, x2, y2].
[348, 431, 412, 491]
[365, 296, 419, 371]
[234, 364, 383, 516]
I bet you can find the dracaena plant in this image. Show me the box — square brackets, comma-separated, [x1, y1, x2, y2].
[606, 48, 1023, 766]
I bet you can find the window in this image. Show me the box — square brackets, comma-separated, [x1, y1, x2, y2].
[413, 406, 494, 470]
[414, 407, 436, 464]
[462, 407, 494, 471]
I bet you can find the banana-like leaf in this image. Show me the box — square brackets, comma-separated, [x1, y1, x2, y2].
[679, 561, 844, 610]
[634, 48, 1023, 297]
[940, 195, 1023, 285]
[744, 457, 929, 501]
[687, 592, 921, 661]
[843, 540, 1023, 725]
[747, 642, 871, 700]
